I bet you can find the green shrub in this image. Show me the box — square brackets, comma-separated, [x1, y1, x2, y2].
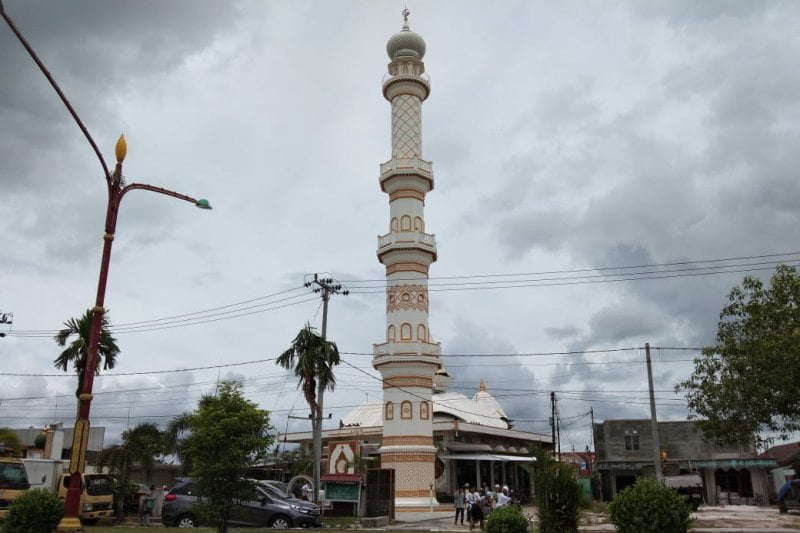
[486, 505, 529, 533]
[2, 488, 64, 533]
[533, 460, 583, 533]
[608, 477, 692, 533]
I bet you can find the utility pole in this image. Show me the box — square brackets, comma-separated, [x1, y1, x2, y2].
[556, 409, 561, 462]
[550, 392, 557, 460]
[305, 274, 348, 505]
[645, 342, 663, 483]
[0, 311, 11, 338]
[591, 406, 603, 500]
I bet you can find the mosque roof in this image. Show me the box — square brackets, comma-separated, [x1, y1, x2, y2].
[340, 382, 510, 430]
[386, 10, 426, 59]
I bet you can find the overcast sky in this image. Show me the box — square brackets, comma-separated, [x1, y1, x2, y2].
[2, 0, 799, 455]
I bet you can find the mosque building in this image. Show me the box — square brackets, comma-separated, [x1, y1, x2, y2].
[280, 12, 551, 508]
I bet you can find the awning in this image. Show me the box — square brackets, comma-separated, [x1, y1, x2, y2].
[439, 454, 536, 463]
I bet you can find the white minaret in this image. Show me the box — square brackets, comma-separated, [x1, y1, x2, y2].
[373, 10, 441, 509]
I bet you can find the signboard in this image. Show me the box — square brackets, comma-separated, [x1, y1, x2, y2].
[328, 440, 359, 474]
[325, 481, 360, 502]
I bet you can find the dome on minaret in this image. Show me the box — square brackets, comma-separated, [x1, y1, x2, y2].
[387, 10, 426, 59]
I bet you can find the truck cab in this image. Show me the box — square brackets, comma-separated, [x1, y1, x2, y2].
[58, 473, 114, 524]
[0, 446, 30, 519]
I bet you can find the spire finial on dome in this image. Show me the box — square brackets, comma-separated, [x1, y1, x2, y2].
[386, 9, 426, 60]
[479, 379, 486, 392]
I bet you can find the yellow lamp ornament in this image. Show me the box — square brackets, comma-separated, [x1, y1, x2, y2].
[115, 134, 127, 163]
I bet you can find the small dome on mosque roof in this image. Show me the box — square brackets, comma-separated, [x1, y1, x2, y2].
[387, 9, 426, 59]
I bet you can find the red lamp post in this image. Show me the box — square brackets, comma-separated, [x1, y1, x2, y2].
[60, 136, 211, 529]
[1, 5, 212, 529]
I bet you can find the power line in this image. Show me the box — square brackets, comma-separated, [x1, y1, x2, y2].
[339, 251, 800, 283]
[0, 346, 700, 377]
[7, 296, 318, 337]
[347, 261, 800, 293]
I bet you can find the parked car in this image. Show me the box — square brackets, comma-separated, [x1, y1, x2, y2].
[778, 479, 800, 514]
[259, 480, 291, 498]
[163, 477, 321, 528]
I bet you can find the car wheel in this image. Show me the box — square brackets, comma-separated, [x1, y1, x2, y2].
[269, 515, 292, 528]
[177, 513, 199, 527]
[779, 501, 787, 514]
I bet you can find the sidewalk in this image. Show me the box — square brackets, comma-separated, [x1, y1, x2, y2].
[387, 505, 800, 532]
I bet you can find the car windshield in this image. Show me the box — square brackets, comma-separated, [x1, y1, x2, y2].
[85, 475, 113, 496]
[259, 483, 291, 500]
[0, 462, 30, 490]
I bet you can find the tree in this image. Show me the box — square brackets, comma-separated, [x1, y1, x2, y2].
[530, 446, 584, 533]
[276, 323, 340, 504]
[97, 422, 163, 518]
[678, 264, 800, 443]
[163, 412, 194, 475]
[0, 428, 23, 456]
[182, 381, 272, 533]
[53, 309, 120, 398]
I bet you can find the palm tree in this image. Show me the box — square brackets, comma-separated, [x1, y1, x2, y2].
[53, 309, 120, 398]
[97, 422, 162, 518]
[276, 323, 340, 504]
[163, 412, 193, 476]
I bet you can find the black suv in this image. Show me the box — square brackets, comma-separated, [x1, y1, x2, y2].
[163, 478, 321, 528]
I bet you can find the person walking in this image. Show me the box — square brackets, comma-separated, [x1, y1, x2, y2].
[454, 486, 466, 525]
[469, 487, 485, 531]
[138, 485, 151, 526]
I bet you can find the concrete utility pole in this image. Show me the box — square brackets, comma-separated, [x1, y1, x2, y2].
[591, 406, 603, 500]
[645, 343, 663, 483]
[305, 274, 348, 505]
[550, 392, 557, 459]
[0, 311, 11, 338]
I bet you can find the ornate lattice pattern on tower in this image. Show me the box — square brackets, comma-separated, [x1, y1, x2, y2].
[386, 284, 428, 313]
[392, 95, 422, 158]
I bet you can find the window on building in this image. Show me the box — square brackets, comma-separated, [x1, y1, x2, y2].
[385, 401, 394, 420]
[420, 401, 429, 419]
[624, 432, 640, 451]
[401, 401, 412, 419]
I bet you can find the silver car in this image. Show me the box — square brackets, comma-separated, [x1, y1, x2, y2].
[163, 478, 321, 528]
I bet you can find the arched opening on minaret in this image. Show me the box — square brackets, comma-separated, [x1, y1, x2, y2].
[400, 323, 412, 340]
[417, 324, 427, 341]
[401, 400, 413, 419]
[387, 325, 396, 342]
[391, 217, 398, 231]
[400, 215, 412, 231]
[385, 401, 394, 420]
[414, 216, 423, 231]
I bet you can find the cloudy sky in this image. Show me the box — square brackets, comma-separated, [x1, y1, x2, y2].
[2, 0, 799, 455]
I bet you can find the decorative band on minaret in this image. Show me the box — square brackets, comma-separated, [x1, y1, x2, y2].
[374, 10, 442, 508]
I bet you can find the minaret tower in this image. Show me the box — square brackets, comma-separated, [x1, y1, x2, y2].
[373, 10, 441, 509]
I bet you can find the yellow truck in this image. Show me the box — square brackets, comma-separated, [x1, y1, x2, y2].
[0, 446, 30, 519]
[57, 472, 114, 524]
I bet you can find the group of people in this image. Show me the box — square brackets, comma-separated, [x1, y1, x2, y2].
[453, 484, 512, 530]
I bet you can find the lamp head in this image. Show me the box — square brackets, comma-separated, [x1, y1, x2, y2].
[115, 134, 127, 163]
[195, 198, 212, 210]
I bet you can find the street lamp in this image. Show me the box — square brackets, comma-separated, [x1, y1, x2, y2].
[60, 135, 211, 529]
[1, 5, 212, 530]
